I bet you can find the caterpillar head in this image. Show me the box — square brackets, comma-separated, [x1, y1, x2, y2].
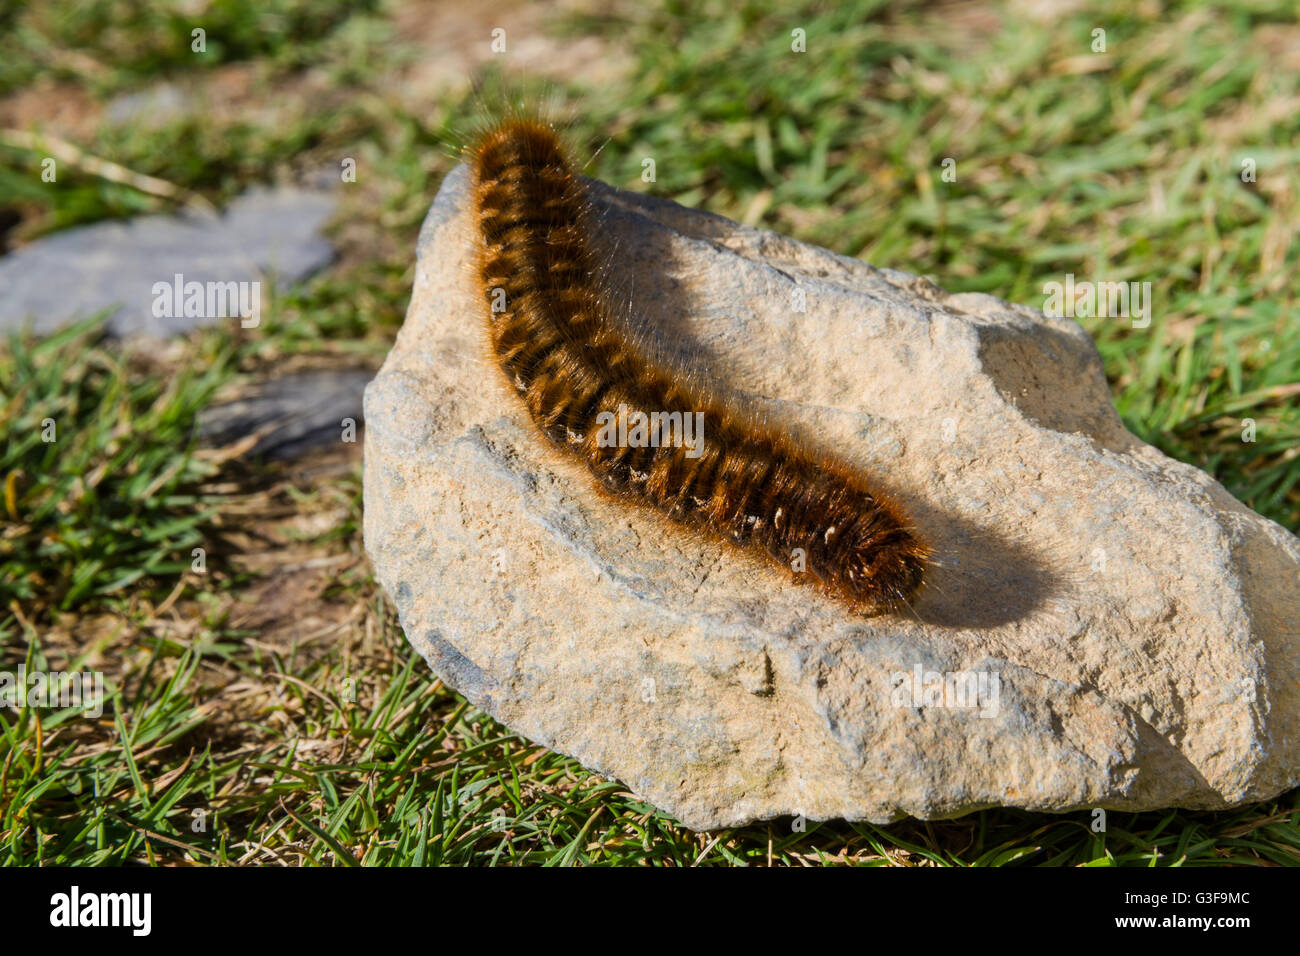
[832, 508, 927, 614]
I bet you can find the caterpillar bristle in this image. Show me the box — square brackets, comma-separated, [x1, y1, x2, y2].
[465, 118, 927, 614]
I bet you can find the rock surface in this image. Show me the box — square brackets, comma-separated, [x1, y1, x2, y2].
[363, 164, 1300, 830]
[0, 187, 335, 337]
[199, 369, 370, 460]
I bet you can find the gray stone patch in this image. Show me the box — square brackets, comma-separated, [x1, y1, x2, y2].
[105, 82, 191, 128]
[0, 186, 336, 337]
[198, 368, 370, 460]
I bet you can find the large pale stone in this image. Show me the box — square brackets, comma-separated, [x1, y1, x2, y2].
[363, 164, 1300, 830]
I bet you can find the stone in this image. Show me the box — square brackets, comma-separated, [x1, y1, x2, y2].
[362, 164, 1300, 830]
[0, 186, 335, 337]
[105, 82, 191, 128]
[198, 369, 370, 460]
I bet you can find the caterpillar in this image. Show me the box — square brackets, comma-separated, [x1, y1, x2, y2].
[465, 118, 927, 613]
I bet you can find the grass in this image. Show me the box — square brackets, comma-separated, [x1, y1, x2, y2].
[0, 0, 383, 97]
[0, 319, 231, 612]
[1, 0, 1298, 864]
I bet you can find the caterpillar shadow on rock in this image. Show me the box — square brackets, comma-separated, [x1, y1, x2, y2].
[458, 114, 1056, 625]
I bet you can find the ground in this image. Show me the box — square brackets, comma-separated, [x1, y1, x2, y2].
[1, 0, 1298, 865]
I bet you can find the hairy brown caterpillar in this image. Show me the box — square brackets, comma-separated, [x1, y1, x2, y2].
[466, 118, 927, 612]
